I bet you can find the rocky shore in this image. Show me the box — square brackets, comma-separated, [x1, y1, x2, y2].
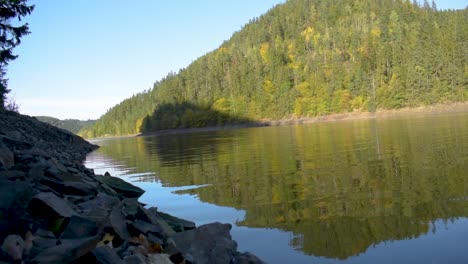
[0, 110, 265, 264]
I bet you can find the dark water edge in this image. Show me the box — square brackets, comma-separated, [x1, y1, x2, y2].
[86, 112, 468, 264]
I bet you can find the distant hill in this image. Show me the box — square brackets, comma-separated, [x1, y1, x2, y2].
[80, 0, 467, 138]
[35, 116, 96, 134]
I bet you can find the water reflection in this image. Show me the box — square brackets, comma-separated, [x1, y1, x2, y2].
[86, 113, 468, 261]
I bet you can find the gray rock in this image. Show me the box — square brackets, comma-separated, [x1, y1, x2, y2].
[128, 220, 164, 238]
[98, 180, 120, 196]
[155, 210, 195, 232]
[0, 180, 33, 236]
[67, 166, 81, 174]
[140, 208, 176, 238]
[29, 236, 58, 259]
[77, 193, 120, 226]
[0, 135, 32, 151]
[0, 141, 14, 169]
[147, 233, 163, 245]
[21, 147, 51, 159]
[110, 207, 132, 241]
[28, 192, 77, 218]
[34, 228, 56, 239]
[60, 215, 99, 239]
[46, 158, 69, 174]
[10, 163, 29, 172]
[33, 183, 62, 197]
[0, 170, 26, 181]
[121, 198, 140, 218]
[170, 222, 237, 264]
[64, 180, 97, 196]
[28, 164, 45, 179]
[123, 254, 146, 264]
[148, 253, 173, 264]
[95, 174, 145, 198]
[39, 177, 65, 193]
[92, 245, 125, 264]
[1, 234, 24, 262]
[232, 252, 267, 264]
[32, 235, 100, 264]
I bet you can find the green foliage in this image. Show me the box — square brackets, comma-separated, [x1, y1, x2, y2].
[36, 116, 96, 134]
[0, 0, 34, 108]
[82, 0, 468, 137]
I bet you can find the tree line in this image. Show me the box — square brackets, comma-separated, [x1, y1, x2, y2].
[35, 116, 96, 134]
[80, 0, 467, 138]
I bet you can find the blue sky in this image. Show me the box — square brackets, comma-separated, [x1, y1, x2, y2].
[7, 0, 466, 120]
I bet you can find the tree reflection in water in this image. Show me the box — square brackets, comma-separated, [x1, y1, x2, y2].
[91, 113, 468, 259]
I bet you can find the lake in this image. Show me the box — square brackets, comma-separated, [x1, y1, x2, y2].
[85, 112, 468, 264]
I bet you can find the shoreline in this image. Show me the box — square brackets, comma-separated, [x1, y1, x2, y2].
[130, 102, 468, 138]
[0, 110, 264, 263]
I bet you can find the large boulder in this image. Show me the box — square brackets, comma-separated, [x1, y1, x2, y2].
[170, 222, 238, 264]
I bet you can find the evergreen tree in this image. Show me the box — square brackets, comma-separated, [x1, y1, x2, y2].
[0, 0, 34, 108]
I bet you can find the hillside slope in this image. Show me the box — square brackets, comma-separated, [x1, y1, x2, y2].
[80, 0, 467, 138]
[35, 116, 96, 134]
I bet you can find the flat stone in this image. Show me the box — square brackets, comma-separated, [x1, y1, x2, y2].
[64, 181, 97, 196]
[91, 245, 125, 264]
[154, 210, 195, 232]
[128, 220, 164, 238]
[32, 235, 100, 264]
[28, 192, 77, 218]
[28, 237, 58, 259]
[95, 174, 145, 198]
[39, 177, 65, 193]
[147, 233, 163, 245]
[67, 166, 81, 174]
[60, 215, 99, 239]
[139, 208, 176, 238]
[77, 193, 120, 226]
[110, 207, 132, 241]
[232, 252, 267, 264]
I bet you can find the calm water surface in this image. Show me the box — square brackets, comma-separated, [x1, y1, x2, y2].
[85, 113, 468, 264]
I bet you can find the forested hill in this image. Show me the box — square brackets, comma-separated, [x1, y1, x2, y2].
[79, 0, 467, 138]
[36, 116, 96, 134]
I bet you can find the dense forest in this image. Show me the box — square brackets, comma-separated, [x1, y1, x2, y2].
[35, 116, 95, 134]
[80, 0, 467, 138]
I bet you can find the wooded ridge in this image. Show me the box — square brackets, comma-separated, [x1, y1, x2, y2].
[80, 0, 467, 138]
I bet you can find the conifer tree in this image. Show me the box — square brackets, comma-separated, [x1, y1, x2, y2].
[0, 0, 34, 109]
